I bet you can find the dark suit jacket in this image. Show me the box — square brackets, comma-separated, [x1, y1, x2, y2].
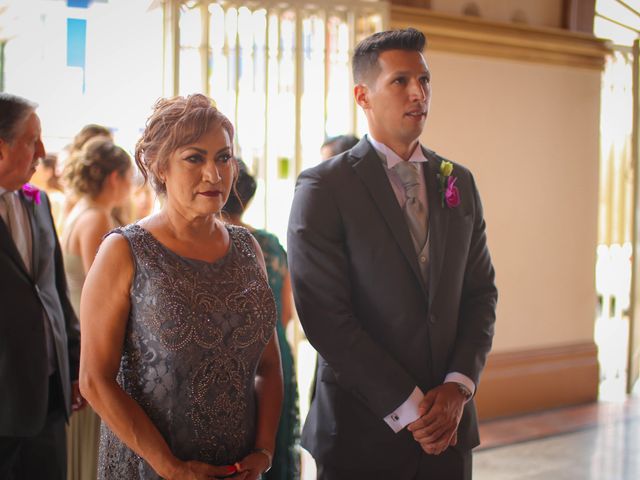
[0, 190, 80, 437]
[287, 138, 497, 471]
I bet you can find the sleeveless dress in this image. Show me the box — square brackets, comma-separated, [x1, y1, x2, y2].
[62, 207, 108, 480]
[252, 230, 300, 480]
[97, 223, 276, 479]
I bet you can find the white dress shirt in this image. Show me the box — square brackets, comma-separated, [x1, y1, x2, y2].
[366, 135, 476, 433]
[0, 187, 33, 273]
[0, 186, 57, 375]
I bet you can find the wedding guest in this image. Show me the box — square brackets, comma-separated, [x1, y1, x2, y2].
[71, 124, 113, 154]
[31, 152, 65, 230]
[320, 134, 360, 161]
[79, 94, 283, 480]
[224, 160, 300, 480]
[60, 124, 113, 221]
[0, 93, 82, 479]
[131, 174, 155, 220]
[32, 152, 64, 193]
[61, 137, 133, 480]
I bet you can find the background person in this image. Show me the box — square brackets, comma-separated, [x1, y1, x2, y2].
[224, 159, 301, 480]
[61, 137, 133, 480]
[319, 135, 360, 161]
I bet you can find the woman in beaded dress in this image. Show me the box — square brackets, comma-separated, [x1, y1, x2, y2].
[79, 94, 283, 480]
[224, 161, 300, 480]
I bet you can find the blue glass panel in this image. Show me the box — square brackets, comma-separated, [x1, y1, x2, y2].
[66, 18, 87, 68]
[67, 0, 90, 8]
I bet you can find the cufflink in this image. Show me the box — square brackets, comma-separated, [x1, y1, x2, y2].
[392, 414, 400, 421]
[455, 383, 472, 402]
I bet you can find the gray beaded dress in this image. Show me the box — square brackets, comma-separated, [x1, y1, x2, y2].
[98, 223, 276, 479]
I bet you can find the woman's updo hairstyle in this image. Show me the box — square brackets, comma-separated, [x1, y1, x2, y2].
[135, 94, 235, 195]
[71, 124, 112, 153]
[64, 137, 131, 198]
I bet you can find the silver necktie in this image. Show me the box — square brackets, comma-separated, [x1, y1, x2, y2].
[393, 161, 428, 252]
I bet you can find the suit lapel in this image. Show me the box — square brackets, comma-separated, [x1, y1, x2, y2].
[351, 139, 428, 296]
[0, 211, 32, 282]
[424, 149, 449, 303]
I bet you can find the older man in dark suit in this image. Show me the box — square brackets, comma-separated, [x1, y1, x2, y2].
[0, 93, 82, 479]
[288, 28, 497, 479]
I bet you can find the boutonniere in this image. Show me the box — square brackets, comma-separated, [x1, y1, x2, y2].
[21, 183, 41, 212]
[437, 160, 460, 208]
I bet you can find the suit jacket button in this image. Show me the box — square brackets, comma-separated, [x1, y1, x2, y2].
[429, 314, 436, 324]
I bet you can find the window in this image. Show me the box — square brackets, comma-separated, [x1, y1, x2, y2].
[167, 0, 387, 243]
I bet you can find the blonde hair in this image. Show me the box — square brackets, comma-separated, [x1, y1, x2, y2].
[64, 137, 131, 198]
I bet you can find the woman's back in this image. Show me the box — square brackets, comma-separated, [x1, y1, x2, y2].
[61, 205, 114, 314]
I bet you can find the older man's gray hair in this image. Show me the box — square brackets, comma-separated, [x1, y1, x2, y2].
[0, 93, 38, 142]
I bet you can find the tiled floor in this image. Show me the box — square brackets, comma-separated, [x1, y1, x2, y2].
[474, 398, 640, 479]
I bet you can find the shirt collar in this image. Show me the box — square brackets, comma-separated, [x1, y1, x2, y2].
[367, 134, 428, 170]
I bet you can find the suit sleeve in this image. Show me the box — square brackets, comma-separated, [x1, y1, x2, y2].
[287, 170, 417, 419]
[448, 172, 497, 386]
[45, 193, 81, 382]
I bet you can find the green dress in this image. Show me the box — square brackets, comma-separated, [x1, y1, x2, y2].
[252, 230, 300, 480]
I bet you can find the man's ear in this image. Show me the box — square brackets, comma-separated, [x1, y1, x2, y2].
[0, 138, 8, 163]
[354, 83, 370, 109]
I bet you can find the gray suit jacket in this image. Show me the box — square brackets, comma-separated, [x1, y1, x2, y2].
[0, 190, 80, 436]
[287, 138, 497, 470]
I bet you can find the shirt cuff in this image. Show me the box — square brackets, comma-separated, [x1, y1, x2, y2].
[383, 386, 424, 433]
[444, 372, 476, 397]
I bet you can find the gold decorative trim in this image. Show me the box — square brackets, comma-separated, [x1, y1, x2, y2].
[475, 342, 599, 420]
[390, 6, 611, 70]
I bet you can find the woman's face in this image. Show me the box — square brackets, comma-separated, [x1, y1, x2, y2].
[162, 126, 235, 218]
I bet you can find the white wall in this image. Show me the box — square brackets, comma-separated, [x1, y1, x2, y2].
[430, 0, 564, 27]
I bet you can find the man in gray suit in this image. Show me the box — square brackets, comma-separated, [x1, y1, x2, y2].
[0, 93, 82, 479]
[287, 28, 497, 479]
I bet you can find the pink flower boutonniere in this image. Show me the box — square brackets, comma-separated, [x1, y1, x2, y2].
[437, 160, 460, 208]
[22, 183, 41, 212]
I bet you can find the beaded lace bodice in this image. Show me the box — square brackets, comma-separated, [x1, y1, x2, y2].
[98, 223, 276, 479]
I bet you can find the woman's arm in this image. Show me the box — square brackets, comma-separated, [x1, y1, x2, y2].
[79, 234, 233, 480]
[254, 333, 283, 457]
[237, 238, 284, 479]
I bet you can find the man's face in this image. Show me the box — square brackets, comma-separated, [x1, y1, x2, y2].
[357, 49, 431, 151]
[0, 112, 45, 190]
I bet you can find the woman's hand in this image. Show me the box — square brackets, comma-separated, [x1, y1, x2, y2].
[234, 451, 271, 480]
[169, 460, 237, 480]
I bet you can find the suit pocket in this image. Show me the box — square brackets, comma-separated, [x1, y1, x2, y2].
[319, 361, 338, 384]
[450, 206, 472, 219]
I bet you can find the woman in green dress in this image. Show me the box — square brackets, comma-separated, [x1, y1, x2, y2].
[224, 160, 300, 480]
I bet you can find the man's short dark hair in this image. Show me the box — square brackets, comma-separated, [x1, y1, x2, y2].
[0, 93, 37, 142]
[352, 28, 426, 84]
[223, 158, 257, 217]
[322, 135, 360, 158]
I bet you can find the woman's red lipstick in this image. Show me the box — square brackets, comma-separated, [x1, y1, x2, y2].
[199, 190, 222, 197]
